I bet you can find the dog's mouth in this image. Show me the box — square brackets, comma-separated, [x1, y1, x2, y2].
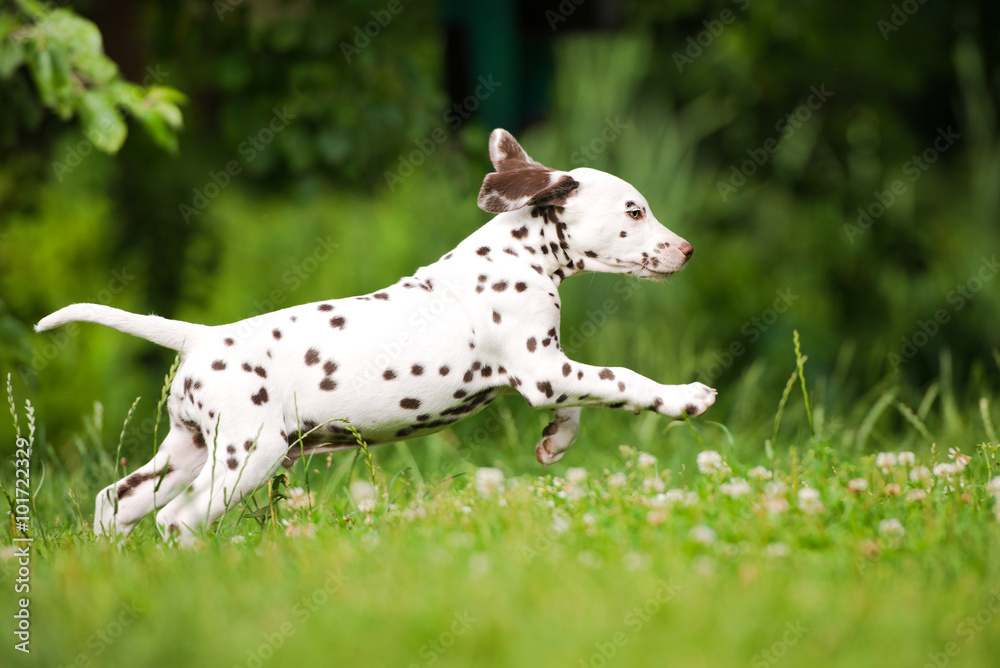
[627, 259, 681, 281]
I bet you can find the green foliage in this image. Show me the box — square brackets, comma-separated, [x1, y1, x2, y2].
[0, 0, 185, 153]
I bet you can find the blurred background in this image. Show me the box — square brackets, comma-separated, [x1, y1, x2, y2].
[1, 0, 998, 465]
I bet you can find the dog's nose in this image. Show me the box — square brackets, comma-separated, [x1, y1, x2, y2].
[679, 242, 693, 260]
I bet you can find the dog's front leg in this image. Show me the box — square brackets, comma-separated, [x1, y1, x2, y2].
[514, 357, 717, 420]
[536, 406, 582, 466]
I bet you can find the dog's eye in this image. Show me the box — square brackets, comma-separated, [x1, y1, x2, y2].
[627, 209, 643, 220]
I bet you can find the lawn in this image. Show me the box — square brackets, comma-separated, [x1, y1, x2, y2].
[3, 340, 1000, 668]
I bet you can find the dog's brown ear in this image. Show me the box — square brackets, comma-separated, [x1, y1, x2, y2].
[479, 129, 578, 213]
[488, 128, 543, 172]
[478, 170, 580, 213]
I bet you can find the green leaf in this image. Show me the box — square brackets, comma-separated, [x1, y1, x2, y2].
[47, 42, 74, 119]
[76, 90, 127, 153]
[0, 38, 26, 79]
[133, 110, 178, 153]
[26, 45, 54, 106]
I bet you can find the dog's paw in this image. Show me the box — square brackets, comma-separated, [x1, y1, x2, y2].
[677, 382, 717, 419]
[534, 407, 582, 466]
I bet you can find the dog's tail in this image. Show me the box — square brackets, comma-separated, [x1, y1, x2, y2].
[36, 304, 208, 353]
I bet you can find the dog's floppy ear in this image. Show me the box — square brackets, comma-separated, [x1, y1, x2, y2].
[478, 129, 579, 213]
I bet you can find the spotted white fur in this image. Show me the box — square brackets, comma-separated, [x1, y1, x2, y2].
[36, 129, 716, 545]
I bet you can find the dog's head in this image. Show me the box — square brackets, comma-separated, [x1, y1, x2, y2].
[478, 129, 693, 280]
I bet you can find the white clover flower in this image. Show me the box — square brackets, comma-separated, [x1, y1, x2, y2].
[664, 489, 687, 505]
[910, 466, 932, 483]
[282, 519, 317, 538]
[765, 542, 790, 558]
[747, 466, 773, 482]
[607, 472, 628, 488]
[933, 462, 958, 478]
[696, 450, 727, 475]
[650, 493, 669, 508]
[763, 496, 790, 514]
[230, 535, 247, 544]
[637, 452, 658, 468]
[646, 509, 667, 525]
[765, 480, 788, 497]
[875, 452, 898, 473]
[643, 477, 666, 493]
[622, 552, 650, 571]
[474, 467, 505, 496]
[582, 513, 597, 526]
[797, 487, 824, 514]
[566, 467, 588, 484]
[551, 514, 571, 535]
[847, 478, 869, 494]
[878, 518, 905, 537]
[690, 524, 717, 546]
[720, 477, 751, 498]
[986, 477, 1000, 494]
[897, 451, 916, 466]
[906, 488, 927, 502]
[286, 487, 316, 511]
[350, 480, 377, 510]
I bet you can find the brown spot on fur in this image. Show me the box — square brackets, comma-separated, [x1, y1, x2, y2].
[527, 337, 537, 352]
[305, 349, 320, 365]
[212, 360, 226, 371]
[330, 316, 346, 330]
[400, 398, 421, 410]
[599, 368, 615, 380]
[251, 387, 269, 405]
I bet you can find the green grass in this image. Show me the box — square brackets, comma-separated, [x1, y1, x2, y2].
[3, 340, 1000, 668]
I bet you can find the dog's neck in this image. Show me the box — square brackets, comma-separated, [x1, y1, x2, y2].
[484, 205, 586, 286]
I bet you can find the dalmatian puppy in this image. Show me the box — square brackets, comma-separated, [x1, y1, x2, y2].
[36, 129, 716, 545]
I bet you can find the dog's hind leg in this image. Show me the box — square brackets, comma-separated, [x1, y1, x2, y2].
[95, 427, 209, 538]
[155, 421, 287, 546]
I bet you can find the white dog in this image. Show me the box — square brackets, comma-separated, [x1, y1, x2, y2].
[37, 129, 716, 545]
